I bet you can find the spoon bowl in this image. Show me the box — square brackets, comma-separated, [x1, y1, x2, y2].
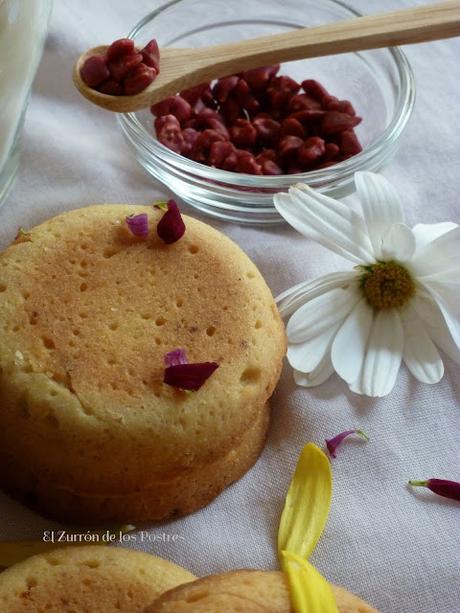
[73, 45, 196, 112]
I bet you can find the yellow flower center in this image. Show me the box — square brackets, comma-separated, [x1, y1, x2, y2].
[360, 261, 415, 310]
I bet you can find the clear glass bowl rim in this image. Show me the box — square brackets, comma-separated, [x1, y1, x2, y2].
[120, 0, 416, 189]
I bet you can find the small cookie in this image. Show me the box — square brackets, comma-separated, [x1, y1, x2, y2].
[0, 545, 195, 612]
[0, 205, 285, 522]
[145, 569, 379, 612]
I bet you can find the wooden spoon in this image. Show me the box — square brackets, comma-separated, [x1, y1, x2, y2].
[73, 0, 460, 113]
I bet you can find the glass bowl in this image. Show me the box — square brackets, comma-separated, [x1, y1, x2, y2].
[118, 0, 415, 225]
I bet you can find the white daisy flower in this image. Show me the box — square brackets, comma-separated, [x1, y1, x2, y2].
[274, 171, 460, 397]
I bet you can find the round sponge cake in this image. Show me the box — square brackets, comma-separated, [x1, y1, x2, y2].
[145, 570, 379, 613]
[0, 205, 285, 522]
[0, 545, 195, 612]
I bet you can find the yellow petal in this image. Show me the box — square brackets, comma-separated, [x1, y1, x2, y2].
[281, 550, 339, 613]
[0, 525, 135, 570]
[278, 442, 332, 560]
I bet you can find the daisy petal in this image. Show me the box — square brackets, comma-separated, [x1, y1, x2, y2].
[288, 326, 339, 373]
[354, 171, 404, 259]
[287, 287, 360, 343]
[420, 267, 460, 285]
[381, 223, 416, 261]
[412, 222, 458, 250]
[350, 309, 404, 397]
[274, 185, 373, 264]
[276, 271, 358, 319]
[293, 354, 334, 387]
[401, 304, 444, 384]
[420, 280, 460, 352]
[410, 226, 460, 277]
[331, 298, 374, 384]
[412, 290, 460, 364]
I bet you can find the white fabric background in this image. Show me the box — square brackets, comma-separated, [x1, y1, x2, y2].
[1, 1, 459, 612]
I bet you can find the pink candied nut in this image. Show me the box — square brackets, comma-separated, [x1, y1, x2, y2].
[80, 37, 159, 96]
[80, 55, 109, 88]
[150, 65, 363, 174]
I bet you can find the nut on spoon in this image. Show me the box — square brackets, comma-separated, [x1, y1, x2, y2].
[73, 0, 460, 113]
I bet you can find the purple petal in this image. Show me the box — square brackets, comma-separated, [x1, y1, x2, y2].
[409, 479, 460, 502]
[164, 348, 188, 367]
[126, 213, 149, 237]
[164, 362, 219, 391]
[156, 199, 185, 244]
[14, 227, 32, 243]
[325, 429, 369, 459]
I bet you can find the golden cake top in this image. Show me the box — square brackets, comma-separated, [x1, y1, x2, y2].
[0, 545, 195, 613]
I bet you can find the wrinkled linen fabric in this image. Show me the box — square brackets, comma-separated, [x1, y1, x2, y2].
[0, 1, 459, 612]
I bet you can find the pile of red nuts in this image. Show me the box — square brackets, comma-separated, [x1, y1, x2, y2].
[80, 38, 159, 96]
[151, 65, 363, 175]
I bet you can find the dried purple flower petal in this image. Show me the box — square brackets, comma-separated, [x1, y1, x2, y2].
[325, 429, 369, 459]
[164, 348, 188, 367]
[156, 199, 185, 244]
[14, 227, 32, 244]
[409, 479, 460, 502]
[164, 361, 219, 391]
[126, 213, 149, 237]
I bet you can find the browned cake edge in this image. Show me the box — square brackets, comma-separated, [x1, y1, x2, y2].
[0, 401, 270, 523]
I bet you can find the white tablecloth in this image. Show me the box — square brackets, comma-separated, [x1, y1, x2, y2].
[0, 1, 459, 612]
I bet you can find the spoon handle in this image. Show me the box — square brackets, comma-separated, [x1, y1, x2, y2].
[189, 0, 460, 77]
[73, 1, 460, 112]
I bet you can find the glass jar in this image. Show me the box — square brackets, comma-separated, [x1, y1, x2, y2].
[0, 0, 52, 209]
